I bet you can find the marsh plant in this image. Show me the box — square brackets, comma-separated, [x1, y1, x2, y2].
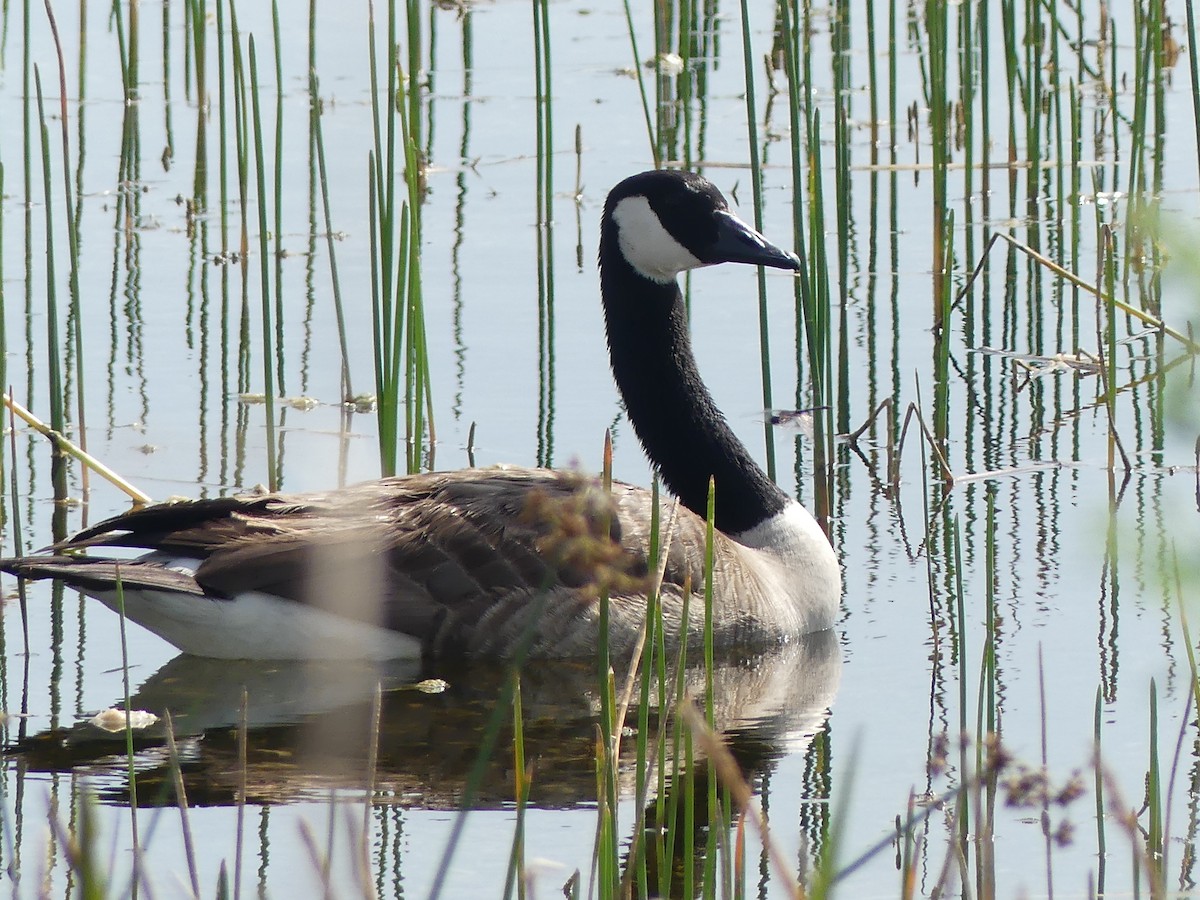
[0, 0, 1199, 897]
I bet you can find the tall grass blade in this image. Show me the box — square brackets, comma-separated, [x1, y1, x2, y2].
[248, 37, 278, 488]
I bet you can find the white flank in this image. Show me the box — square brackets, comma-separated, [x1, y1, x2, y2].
[732, 501, 842, 634]
[611, 195, 704, 284]
[91, 556, 421, 660]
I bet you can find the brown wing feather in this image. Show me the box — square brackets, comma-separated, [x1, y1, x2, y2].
[0, 557, 208, 596]
[6, 467, 771, 658]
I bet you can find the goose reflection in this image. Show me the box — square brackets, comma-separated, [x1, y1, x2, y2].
[11, 633, 839, 896]
[13, 632, 839, 810]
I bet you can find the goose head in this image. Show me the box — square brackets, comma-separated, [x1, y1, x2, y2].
[601, 170, 800, 284]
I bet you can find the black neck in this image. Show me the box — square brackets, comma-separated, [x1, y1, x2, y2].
[599, 243, 788, 535]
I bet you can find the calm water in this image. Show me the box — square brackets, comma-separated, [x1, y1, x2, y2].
[1, 1, 1199, 897]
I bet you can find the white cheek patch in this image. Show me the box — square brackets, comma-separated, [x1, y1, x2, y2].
[612, 195, 705, 284]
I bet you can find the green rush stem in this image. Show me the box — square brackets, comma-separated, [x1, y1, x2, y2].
[934, 209, 953, 442]
[952, 518, 969, 853]
[703, 478, 718, 892]
[736, 0, 776, 483]
[310, 73, 354, 399]
[108, 0, 130, 98]
[114, 572, 141, 895]
[502, 672, 527, 900]
[367, 0, 398, 473]
[1094, 687, 1107, 892]
[405, 0, 421, 152]
[248, 38, 278, 488]
[42, 1, 88, 499]
[622, 0, 659, 167]
[866, 0, 878, 165]
[1187, 1, 1200, 191]
[394, 49, 427, 473]
[1147, 680, 1163, 891]
[833, 0, 851, 437]
[677, 0, 693, 167]
[807, 112, 834, 518]
[778, 1, 828, 520]
[23, 0, 33, 222]
[927, 1, 948, 328]
[34, 69, 67, 518]
[272, 0, 285, 394]
[1102, 228, 1118, 468]
[189, 0, 209, 206]
[597, 629, 617, 876]
[215, 0, 229, 249]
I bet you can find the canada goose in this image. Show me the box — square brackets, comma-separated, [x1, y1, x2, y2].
[1, 170, 841, 661]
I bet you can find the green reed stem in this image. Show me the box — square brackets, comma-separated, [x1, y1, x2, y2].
[630, 480, 662, 899]
[309, 74, 354, 399]
[660, 577, 692, 898]
[865, 0, 878, 166]
[977, 487, 998, 739]
[1093, 686, 1107, 893]
[1099, 225, 1121, 469]
[703, 477, 718, 890]
[703, 477, 715, 727]
[834, 31, 853, 437]
[736, 0, 776, 483]
[23, 0, 33, 219]
[42, 2, 87, 492]
[927, 1, 949, 324]
[778, 0, 830, 520]
[621, 0, 658, 167]
[215, 0, 230, 248]
[367, 0, 396, 296]
[533, 0, 556, 469]
[272, 0, 285, 394]
[934, 209, 953, 442]
[367, 2, 396, 472]
[952, 518, 969, 851]
[806, 111, 833, 517]
[364, 0, 430, 475]
[108, 0, 130, 100]
[187, 0, 208, 205]
[1186, 1, 1200, 191]
[676, 0, 693, 167]
[503, 672, 528, 900]
[1147, 680, 1163, 893]
[395, 41, 429, 473]
[34, 69, 67, 513]
[596, 438, 618, 893]
[248, 37, 278, 489]
[405, 0, 421, 153]
[112, 573, 141, 895]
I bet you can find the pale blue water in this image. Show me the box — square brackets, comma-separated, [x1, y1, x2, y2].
[1, 2, 1199, 898]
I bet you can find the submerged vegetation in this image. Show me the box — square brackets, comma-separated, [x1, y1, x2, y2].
[0, 0, 1198, 897]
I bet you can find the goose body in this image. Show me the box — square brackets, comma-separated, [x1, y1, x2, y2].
[2, 171, 841, 660]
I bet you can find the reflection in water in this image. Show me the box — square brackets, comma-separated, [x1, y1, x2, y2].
[13, 631, 839, 812]
[451, 9, 474, 426]
[12, 631, 839, 896]
[12, 631, 840, 892]
[534, 1, 555, 471]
